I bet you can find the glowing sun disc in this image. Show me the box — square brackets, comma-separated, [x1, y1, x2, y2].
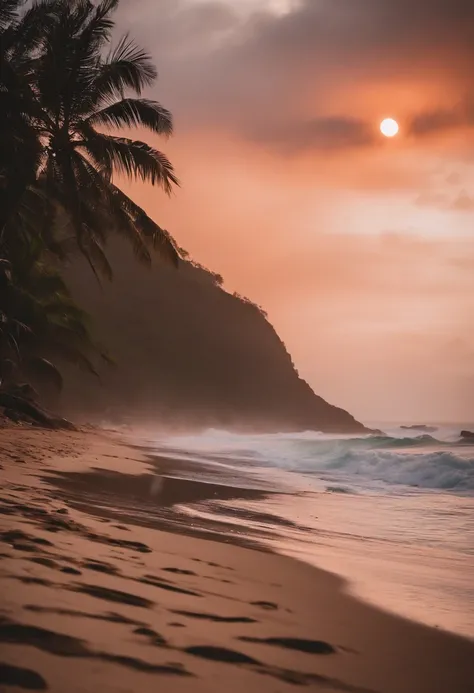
[380, 118, 399, 138]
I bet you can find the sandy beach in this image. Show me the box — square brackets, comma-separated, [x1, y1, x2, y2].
[1, 425, 473, 693]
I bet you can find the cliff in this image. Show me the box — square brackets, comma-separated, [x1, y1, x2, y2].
[61, 241, 367, 433]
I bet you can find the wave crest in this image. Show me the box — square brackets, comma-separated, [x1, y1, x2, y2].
[161, 429, 474, 494]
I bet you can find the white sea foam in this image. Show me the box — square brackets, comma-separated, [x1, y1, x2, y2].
[161, 427, 474, 494]
[151, 424, 474, 637]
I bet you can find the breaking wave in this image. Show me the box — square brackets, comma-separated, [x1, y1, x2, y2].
[260, 435, 474, 493]
[294, 447, 474, 492]
[161, 429, 474, 494]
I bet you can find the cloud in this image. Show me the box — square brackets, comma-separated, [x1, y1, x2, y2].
[113, 1, 474, 420]
[415, 190, 474, 212]
[117, 0, 474, 153]
[451, 193, 474, 211]
[409, 100, 474, 136]
[248, 115, 376, 152]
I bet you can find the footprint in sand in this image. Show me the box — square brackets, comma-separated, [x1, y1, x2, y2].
[82, 559, 120, 576]
[139, 575, 201, 597]
[0, 617, 191, 677]
[60, 567, 82, 575]
[237, 636, 336, 655]
[70, 583, 154, 608]
[185, 645, 260, 665]
[162, 567, 197, 576]
[173, 610, 257, 624]
[0, 662, 47, 691]
[24, 605, 144, 626]
[132, 627, 168, 646]
[250, 600, 279, 610]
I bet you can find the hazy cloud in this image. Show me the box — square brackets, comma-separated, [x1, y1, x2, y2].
[249, 116, 376, 152]
[451, 193, 474, 211]
[117, 0, 474, 152]
[409, 100, 474, 136]
[114, 0, 474, 420]
[415, 190, 474, 212]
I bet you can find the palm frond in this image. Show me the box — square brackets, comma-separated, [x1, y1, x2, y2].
[26, 355, 63, 392]
[109, 182, 180, 266]
[1, 0, 181, 403]
[82, 34, 157, 113]
[93, 0, 119, 22]
[7, 0, 62, 59]
[85, 97, 173, 136]
[82, 232, 113, 280]
[72, 151, 154, 264]
[69, 144, 179, 266]
[46, 339, 99, 377]
[78, 131, 178, 192]
[76, 0, 119, 47]
[0, 0, 23, 30]
[107, 34, 156, 92]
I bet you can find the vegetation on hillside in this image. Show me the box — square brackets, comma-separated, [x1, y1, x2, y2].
[0, 0, 179, 425]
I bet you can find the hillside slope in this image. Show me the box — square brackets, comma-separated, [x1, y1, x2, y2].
[61, 242, 366, 433]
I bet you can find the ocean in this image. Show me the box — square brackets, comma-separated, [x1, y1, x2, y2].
[148, 424, 474, 639]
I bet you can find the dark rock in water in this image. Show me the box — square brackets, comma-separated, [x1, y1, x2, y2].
[61, 240, 368, 434]
[401, 425, 438, 433]
[460, 430, 474, 441]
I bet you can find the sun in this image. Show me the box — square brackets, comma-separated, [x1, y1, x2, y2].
[380, 118, 399, 138]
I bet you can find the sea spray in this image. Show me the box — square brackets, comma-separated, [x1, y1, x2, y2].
[157, 428, 474, 494]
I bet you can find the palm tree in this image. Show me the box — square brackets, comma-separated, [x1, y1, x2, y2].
[1, 0, 181, 421]
[1, 246, 104, 381]
[0, 1, 54, 233]
[1, 0, 179, 277]
[0, 241, 110, 426]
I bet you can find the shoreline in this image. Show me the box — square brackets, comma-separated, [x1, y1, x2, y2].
[1, 425, 473, 692]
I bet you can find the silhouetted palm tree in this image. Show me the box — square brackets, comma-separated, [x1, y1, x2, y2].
[1, 0, 179, 277]
[0, 245, 105, 387]
[0, 0, 180, 416]
[0, 1, 56, 234]
[0, 240, 111, 429]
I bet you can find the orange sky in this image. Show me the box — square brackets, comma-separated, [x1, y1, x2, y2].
[115, 0, 474, 423]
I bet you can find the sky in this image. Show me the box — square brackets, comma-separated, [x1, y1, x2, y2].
[115, 0, 474, 423]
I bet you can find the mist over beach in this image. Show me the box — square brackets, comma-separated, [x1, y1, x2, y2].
[1, 1, 474, 692]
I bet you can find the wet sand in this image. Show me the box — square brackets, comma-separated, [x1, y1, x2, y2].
[1, 426, 473, 692]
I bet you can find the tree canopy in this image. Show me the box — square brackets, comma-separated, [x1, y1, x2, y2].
[0, 0, 180, 422]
